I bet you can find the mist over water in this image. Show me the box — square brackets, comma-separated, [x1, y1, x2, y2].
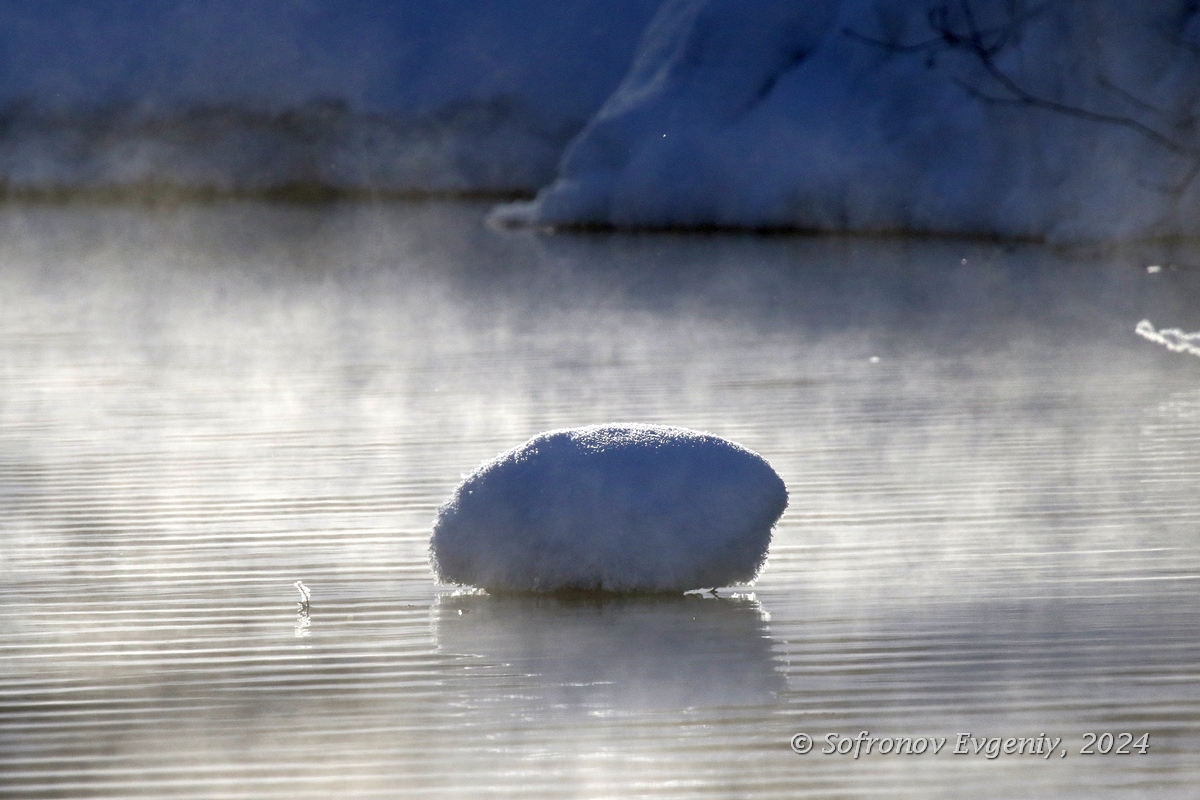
[0, 201, 1198, 798]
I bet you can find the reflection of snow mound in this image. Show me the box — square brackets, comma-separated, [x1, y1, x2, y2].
[1136, 320, 1200, 358]
[434, 593, 783, 710]
[430, 424, 788, 593]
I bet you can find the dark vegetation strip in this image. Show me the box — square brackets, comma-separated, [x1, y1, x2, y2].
[0, 181, 535, 207]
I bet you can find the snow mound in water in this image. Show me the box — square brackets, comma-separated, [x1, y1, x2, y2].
[430, 424, 788, 593]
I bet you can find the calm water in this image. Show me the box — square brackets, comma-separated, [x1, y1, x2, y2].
[1, 202, 1198, 798]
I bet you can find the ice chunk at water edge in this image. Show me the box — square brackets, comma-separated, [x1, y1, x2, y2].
[430, 424, 788, 592]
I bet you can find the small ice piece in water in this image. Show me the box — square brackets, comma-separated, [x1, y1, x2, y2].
[1136, 320, 1200, 358]
[430, 424, 788, 593]
[293, 580, 311, 609]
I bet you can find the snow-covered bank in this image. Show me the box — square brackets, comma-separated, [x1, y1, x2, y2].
[0, 0, 660, 194]
[495, 0, 1200, 241]
[11, 0, 1200, 237]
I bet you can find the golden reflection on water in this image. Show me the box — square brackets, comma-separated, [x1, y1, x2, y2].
[0, 202, 1198, 798]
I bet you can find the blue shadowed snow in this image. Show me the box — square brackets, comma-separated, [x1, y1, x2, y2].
[0, 0, 661, 193]
[430, 424, 788, 593]
[495, 0, 1200, 241]
[0, 0, 658, 116]
[6, 0, 1198, 238]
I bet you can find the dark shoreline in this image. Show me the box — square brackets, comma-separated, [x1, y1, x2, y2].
[0, 182, 536, 207]
[3, 183, 1200, 251]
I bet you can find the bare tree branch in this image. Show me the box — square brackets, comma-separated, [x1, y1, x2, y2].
[844, 0, 1200, 182]
[1096, 73, 1167, 119]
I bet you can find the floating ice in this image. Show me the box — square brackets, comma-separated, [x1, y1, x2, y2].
[430, 424, 788, 593]
[1136, 320, 1200, 358]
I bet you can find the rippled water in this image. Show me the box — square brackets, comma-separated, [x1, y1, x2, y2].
[1, 202, 1198, 798]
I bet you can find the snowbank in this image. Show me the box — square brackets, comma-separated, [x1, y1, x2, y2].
[12, 0, 1195, 237]
[429, 424, 788, 593]
[494, 0, 1200, 241]
[0, 0, 660, 193]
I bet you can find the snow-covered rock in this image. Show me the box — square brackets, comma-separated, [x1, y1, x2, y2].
[429, 424, 788, 593]
[494, 0, 1200, 241]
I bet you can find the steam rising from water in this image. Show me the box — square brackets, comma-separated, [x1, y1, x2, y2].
[0, 203, 1198, 798]
[1136, 319, 1200, 357]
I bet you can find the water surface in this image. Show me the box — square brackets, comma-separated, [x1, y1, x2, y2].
[1, 202, 1198, 798]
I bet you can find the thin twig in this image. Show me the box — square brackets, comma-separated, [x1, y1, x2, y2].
[1096, 73, 1166, 118]
[845, 0, 1199, 161]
